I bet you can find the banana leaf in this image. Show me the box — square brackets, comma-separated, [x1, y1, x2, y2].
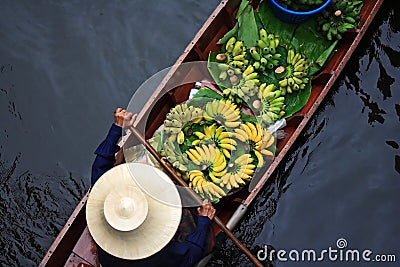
[311, 40, 338, 75]
[189, 87, 223, 107]
[191, 87, 223, 100]
[240, 113, 258, 124]
[237, 3, 259, 48]
[283, 82, 311, 118]
[217, 0, 259, 47]
[237, 0, 251, 18]
[216, 23, 239, 45]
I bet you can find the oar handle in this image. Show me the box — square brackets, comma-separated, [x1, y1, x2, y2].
[128, 126, 263, 267]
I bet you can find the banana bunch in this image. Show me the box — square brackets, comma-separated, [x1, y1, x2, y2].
[234, 122, 275, 167]
[222, 64, 260, 104]
[163, 103, 203, 144]
[186, 144, 227, 181]
[279, 0, 325, 12]
[250, 28, 281, 72]
[216, 62, 242, 86]
[317, 0, 363, 41]
[220, 154, 256, 190]
[275, 49, 310, 95]
[163, 137, 190, 173]
[186, 144, 227, 201]
[188, 170, 227, 202]
[216, 36, 249, 83]
[192, 124, 236, 159]
[252, 83, 286, 126]
[204, 99, 242, 129]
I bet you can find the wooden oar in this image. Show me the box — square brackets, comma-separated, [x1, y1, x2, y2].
[128, 126, 263, 267]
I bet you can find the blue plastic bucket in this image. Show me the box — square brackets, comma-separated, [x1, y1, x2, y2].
[269, 0, 332, 24]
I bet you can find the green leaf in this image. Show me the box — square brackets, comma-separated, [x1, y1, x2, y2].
[217, 23, 239, 45]
[313, 40, 338, 73]
[241, 113, 258, 124]
[191, 87, 222, 100]
[237, 0, 250, 18]
[283, 81, 311, 118]
[238, 4, 259, 48]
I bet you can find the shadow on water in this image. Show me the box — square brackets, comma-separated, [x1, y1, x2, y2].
[209, 0, 400, 266]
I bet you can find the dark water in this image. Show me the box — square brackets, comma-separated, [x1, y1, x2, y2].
[0, 1, 219, 266]
[0, 0, 399, 267]
[208, 1, 400, 266]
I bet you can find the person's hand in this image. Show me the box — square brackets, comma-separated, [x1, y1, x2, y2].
[114, 107, 137, 128]
[197, 199, 216, 220]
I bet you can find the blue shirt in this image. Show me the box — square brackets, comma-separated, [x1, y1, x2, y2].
[90, 123, 212, 267]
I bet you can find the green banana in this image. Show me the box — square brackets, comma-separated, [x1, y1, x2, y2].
[276, 48, 310, 95]
[316, 0, 363, 41]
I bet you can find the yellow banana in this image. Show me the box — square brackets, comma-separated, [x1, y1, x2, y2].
[219, 143, 236, 150]
[246, 122, 258, 140]
[224, 121, 241, 128]
[229, 174, 240, 188]
[243, 65, 254, 77]
[192, 174, 204, 187]
[234, 174, 246, 185]
[214, 126, 224, 138]
[192, 139, 201, 146]
[194, 131, 206, 139]
[219, 138, 237, 145]
[232, 41, 244, 56]
[186, 149, 201, 165]
[255, 123, 263, 142]
[218, 131, 233, 140]
[209, 172, 223, 184]
[188, 148, 202, 160]
[235, 154, 251, 165]
[234, 128, 248, 142]
[222, 148, 231, 159]
[201, 144, 211, 162]
[263, 131, 275, 148]
[241, 123, 254, 140]
[223, 111, 240, 122]
[261, 149, 274, 157]
[254, 150, 264, 167]
[212, 162, 227, 174]
[177, 131, 185, 144]
[211, 183, 226, 197]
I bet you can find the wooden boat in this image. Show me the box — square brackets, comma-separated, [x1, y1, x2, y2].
[40, 0, 385, 266]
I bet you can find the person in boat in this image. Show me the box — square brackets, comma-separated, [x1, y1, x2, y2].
[87, 107, 215, 267]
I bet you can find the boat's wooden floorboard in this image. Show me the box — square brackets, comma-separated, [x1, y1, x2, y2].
[64, 227, 98, 267]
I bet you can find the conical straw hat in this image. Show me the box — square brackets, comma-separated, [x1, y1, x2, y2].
[86, 162, 182, 260]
